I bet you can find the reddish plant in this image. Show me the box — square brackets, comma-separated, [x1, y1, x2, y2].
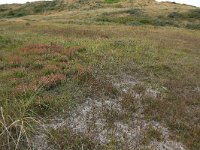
[21, 44, 64, 54]
[44, 64, 60, 72]
[40, 73, 66, 89]
[8, 55, 23, 65]
[15, 83, 38, 94]
[76, 64, 91, 76]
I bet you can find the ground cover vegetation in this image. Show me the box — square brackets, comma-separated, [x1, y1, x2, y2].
[0, 0, 199, 149]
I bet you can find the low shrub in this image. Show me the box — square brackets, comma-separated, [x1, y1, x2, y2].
[96, 16, 112, 22]
[126, 8, 142, 16]
[153, 19, 176, 27]
[7, 10, 26, 18]
[127, 21, 143, 26]
[168, 12, 182, 18]
[140, 19, 152, 24]
[0, 7, 7, 12]
[187, 9, 200, 19]
[186, 23, 200, 30]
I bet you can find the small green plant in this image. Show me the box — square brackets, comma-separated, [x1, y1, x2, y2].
[7, 10, 26, 18]
[33, 62, 44, 69]
[105, 0, 120, 4]
[13, 70, 27, 78]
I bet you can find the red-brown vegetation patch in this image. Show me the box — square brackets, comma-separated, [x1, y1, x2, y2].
[39, 73, 66, 89]
[44, 64, 61, 72]
[21, 44, 64, 54]
[15, 83, 38, 94]
[88, 77, 119, 97]
[8, 54, 23, 65]
[21, 44, 86, 59]
[76, 64, 92, 76]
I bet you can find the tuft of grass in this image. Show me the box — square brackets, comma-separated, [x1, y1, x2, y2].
[104, 0, 120, 4]
[0, 95, 43, 149]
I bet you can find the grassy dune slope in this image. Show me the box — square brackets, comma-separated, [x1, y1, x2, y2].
[0, 0, 200, 149]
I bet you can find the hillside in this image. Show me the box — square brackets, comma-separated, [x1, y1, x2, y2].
[0, 0, 200, 150]
[1, 0, 200, 29]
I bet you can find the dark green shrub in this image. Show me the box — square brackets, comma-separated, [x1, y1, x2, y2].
[140, 19, 152, 24]
[188, 9, 200, 19]
[186, 24, 200, 30]
[168, 12, 182, 18]
[14, 12, 26, 17]
[153, 19, 175, 26]
[0, 7, 7, 12]
[127, 21, 143, 26]
[7, 10, 15, 16]
[126, 8, 142, 16]
[96, 16, 112, 22]
[7, 10, 27, 18]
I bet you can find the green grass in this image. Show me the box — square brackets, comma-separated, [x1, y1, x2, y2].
[104, 0, 120, 4]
